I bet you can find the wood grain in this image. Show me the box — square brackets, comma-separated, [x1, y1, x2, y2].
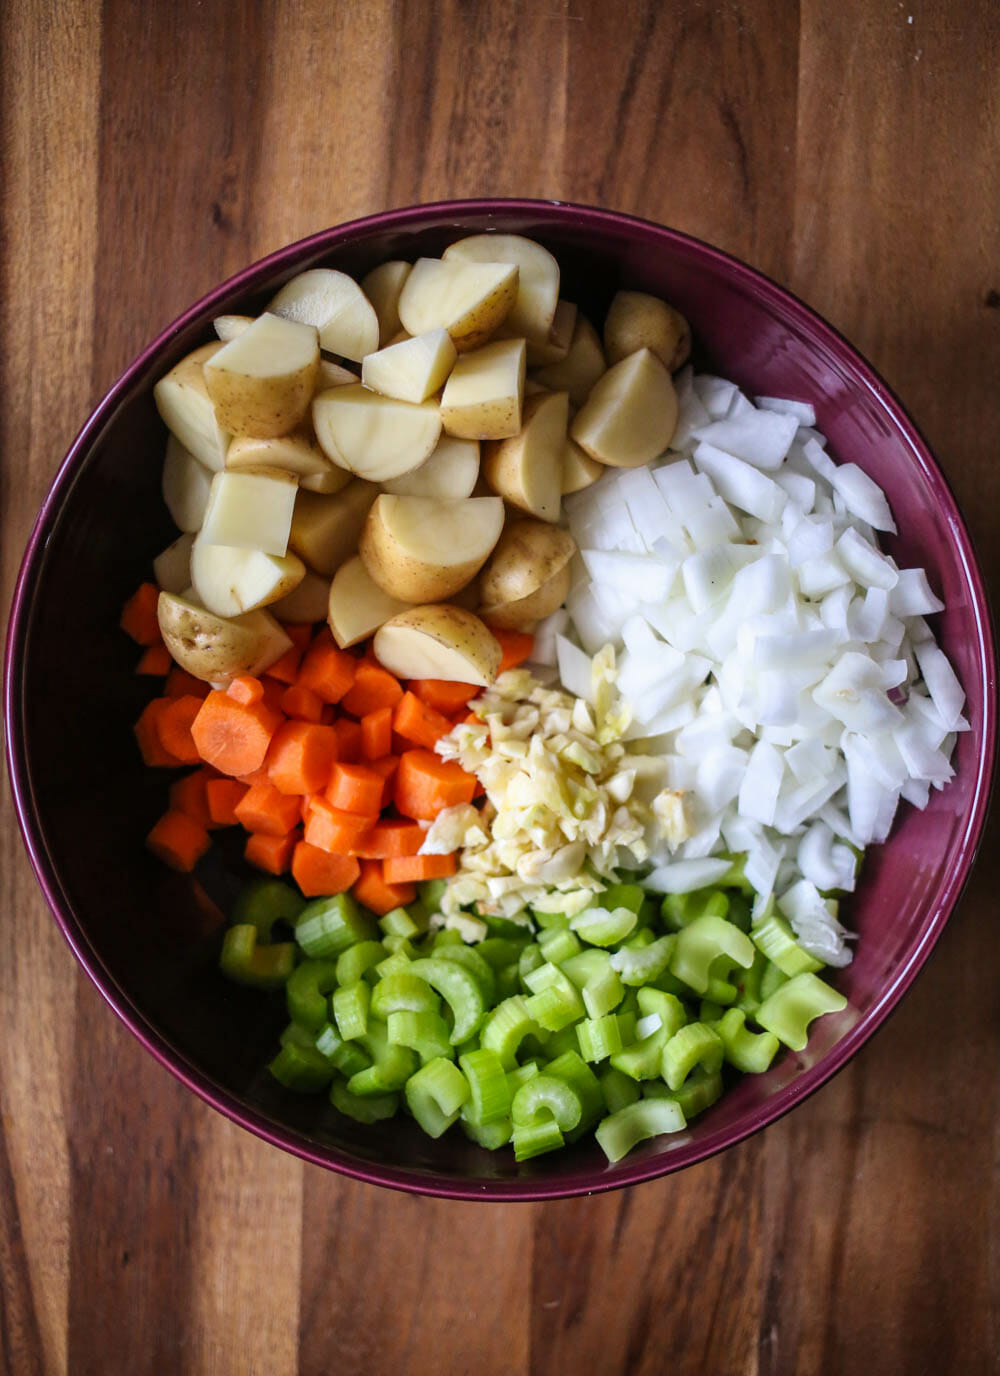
[2, 1, 999, 1373]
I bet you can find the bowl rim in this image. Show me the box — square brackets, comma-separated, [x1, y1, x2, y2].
[5, 197, 997, 1200]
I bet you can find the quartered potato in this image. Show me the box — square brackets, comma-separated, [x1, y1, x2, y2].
[267, 268, 379, 361]
[526, 299, 578, 367]
[397, 258, 519, 352]
[443, 234, 559, 344]
[269, 568, 334, 624]
[562, 437, 604, 494]
[381, 435, 480, 499]
[327, 555, 411, 648]
[361, 328, 457, 403]
[203, 313, 319, 438]
[226, 427, 346, 487]
[154, 342, 230, 470]
[288, 479, 378, 575]
[482, 390, 568, 522]
[153, 532, 195, 593]
[161, 434, 213, 532]
[479, 519, 576, 630]
[200, 469, 298, 556]
[440, 338, 526, 441]
[312, 384, 441, 481]
[157, 592, 292, 684]
[190, 535, 306, 617]
[570, 347, 678, 468]
[603, 290, 691, 372]
[374, 604, 502, 686]
[361, 260, 412, 343]
[531, 312, 606, 406]
[359, 493, 504, 602]
[213, 314, 253, 342]
[316, 359, 361, 389]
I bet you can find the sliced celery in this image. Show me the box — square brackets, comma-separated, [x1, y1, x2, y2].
[285, 958, 339, 1032]
[595, 1098, 686, 1163]
[513, 1117, 564, 1161]
[375, 949, 413, 979]
[419, 878, 449, 912]
[595, 882, 646, 915]
[524, 968, 585, 1032]
[429, 928, 463, 949]
[661, 888, 729, 932]
[545, 1050, 604, 1130]
[518, 943, 545, 981]
[370, 972, 441, 1020]
[725, 891, 752, 932]
[669, 914, 755, 996]
[379, 906, 421, 940]
[561, 949, 612, 988]
[495, 964, 521, 1000]
[751, 913, 823, 977]
[404, 1057, 470, 1138]
[715, 1007, 780, 1074]
[576, 1014, 624, 1063]
[269, 1040, 334, 1091]
[571, 905, 638, 948]
[759, 959, 790, 1001]
[599, 1066, 640, 1114]
[506, 1061, 541, 1094]
[335, 940, 386, 988]
[483, 912, 532, 939]
[314, 1022, 371, 1077]
[231, 879, 305, 940]
[735, 948, 767, 1015]
[635, 988, 687, 1038]
[542, 1025, 579, 1058]
[386, 1009, 453, 1064]
[330, 1081, 398, 1124]
[668, 1067, 723, 1119]
[477, 937, 527, 970]
[382, 934, 416, 956]
[537, 927, 583, 966]
[433, 943, 496, 1004]
[699, 1000, 725, 1024]
[332, 980, 370, 1042]
[610, 1017, 671, 1081]
[755, 972, 847, 1051]
[610, 935, 675, 987]
[296, 893, 376, 958]
[511, 1074, 582, 1132]
[718, 852, 754, 894]
[481, 996, 539, 1069]
[458, 1048, 512, 1124]
[407, 957, 487, 1044]
[530, 907, 570, 930]
[220, 925, 296, 989]
[583, 965, 625, 1019]
[461, 1114, 512, 1150]
[661, 1022, 724, 1090]
[348, 1022, 418, 1095]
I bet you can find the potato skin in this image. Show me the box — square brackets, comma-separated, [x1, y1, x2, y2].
[481, 562, 572, 630]
[479, 519, 576, 607]
[205, 357, 318, 439]
[603, 290, 691, 372]
[157, 593, 282, 683]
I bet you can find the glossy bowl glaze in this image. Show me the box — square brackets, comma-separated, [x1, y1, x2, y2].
[5, 201, 996, 1199]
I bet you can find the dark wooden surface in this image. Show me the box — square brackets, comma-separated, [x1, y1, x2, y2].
[2, 2, 999, 1372]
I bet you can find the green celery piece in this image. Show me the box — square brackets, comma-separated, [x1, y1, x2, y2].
[661, 1022, 724, 1090]
[231, 879, 305, 940]
[349, 1020, 418, 1094]
[718, 852, 755, 894]
[511, 1074, 582, 1131]
[269, 1040, 333, 1092]
[595, 1098, 686, 1163]
[379, 906, 421, 940]
[332, 980, 370, 1042]
[314, 1022, 371, 1077]
[759, 959, 790, 1002]
[523, 967, 584, 1032]
[513, 1117, 565, 1161]
[538, 927, 583, 966]
[611, 935, 675, 988]
[419, 878, 449, 912]
[382, 934, 416, 956]
[571, 905, 638, 948]
[610, 1018, 672, 1082]
[375, 949, 413, 979]
[530, 907, 570, 930]
[539, 1025, 576, 1058]
[220, 925, 295, 989]
[371, 972, 441, 1020]
[429, 927, 464, 949]
[735, 949, 767, 1015]
[576, 1014, 623, 1063]
[335, 940, 386, 987]
[661, 888, 730, 931]
[699, 999, 725, 1024]
[545, 1049, 604, 1137]
[523, 961, 567, 993]
[725, 892, 752, 933]
[583, 965, 625, 1020]
[433, 943, 497, 1004]
[407, 957, 487, 1044]
[755, 973, 847, 1051]
[285, 959, 339, 1032]
[670, 914, 755, 996]
[495, 963, 522, 1000]
[595, 883, 646, 915]
[751, 913, 824, 977]
[506, 1062, 541, 1094]
[599, 1066, 640, 1114]
[477, 937, 527, 970]
[616, 1011, 638, 1047]
[560, 949, 612, 989]
[483, 912, 532, 939]
[481, 996, 538, 1068]
[715, 1007, 780, 1074]
[704, 951, 741, 1005]
[518, 942, 545, 981]
[405, 1057, 470, 1138]
[461, 1114, 512, 1150]
[635, 988, 688, 1037]
[330, 1081, 398, 1124]
[668, 1067, 723, 1119]
[624, 927, 655, 950]
[386, 1009, 453, 1064]
[296, 893, 376, 958]
[458, 1048, 512, 1125]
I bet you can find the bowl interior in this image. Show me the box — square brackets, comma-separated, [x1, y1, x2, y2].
[7, 203, 995, 1198]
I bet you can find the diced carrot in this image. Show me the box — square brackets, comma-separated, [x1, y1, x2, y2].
[281, 684, 324, 723]
[353, 859, 417, 916]
[234, 781, 303, 837]
[340, 661, 404, 717]
[297, 635, 357, 704]
[303, 797, 376, 854]
[227, 674, 264, 706]
[326, 762, 385, 816]
[284, 624, 314, 651]
[245, 829, 298, 876]
[169, 769, 218, 830]
[134, 699, 185, 767]
[267, 721, 339, 796]
[265, 643, 304, 685]
[488, 627, 534, 673]
[383, 852, 457, 884]
[260, 677, 288, 715]
[156, 694, 206, 765]
[204, 777, 248, 826]
[361, 706, 393, 760]
[121, 583, 161, 646]
[321, 704, 338, 727]
[292, 842, 360, 898]
[165, 666, 210, 700]
[463, 711, 482, 725]
[146, 809, 210, 872]
[191, 691, 282, 777]
[392, 691, 453, 750]
[368, 754, 400, 808]
[237, 766, 271, 787]
[394, 749, 477, 820]
[136, 644, 172, 676]
[334, 719, 364, 763]
[353, 819, 426, 860]
[409, 679, 480, 715]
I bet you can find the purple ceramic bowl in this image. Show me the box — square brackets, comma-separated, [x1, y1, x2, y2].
[5, 200, 996, 1200]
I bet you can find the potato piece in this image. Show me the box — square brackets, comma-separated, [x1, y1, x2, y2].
[482, 390, 567, 522]
[154, 343, 230, 470]
[157, 592, 292, 684]
[440, 338, 526, 441]
[200, 469, 298, 555]
[190, 536, 307, 618]
[312, 384, 441, 481]
[397, 258, 518, 352]
[161, 434, 213, 531]
[226, 427, 345, 486]
[298, 466, 355, 494]
[479, 519, 576, 608]
[361, 260, 411, 343]
[570, 348, 677, 468]
[204, 313, 319, 438]
[525, 299, 578, 367]
[327, 555, 411, 648]
[562, 438, 604, 494]
[481, 565, 571, 630]
[374, 605, 502, 686]
[360, 494, 504, 602]
[532, 313, 605, 406]
[267, 268, 379, 361]
[361, 328, 457, 403]
[153, 532, 195, 593]
[443, 234, 559, 344]
[316, 359, 360, 389]
[270, 569, 333, 624]
[288, 480, 378, 576]
[603, 290, 691, 372]
[381, 435, 480, 499]
[213, 314, 253, 342]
